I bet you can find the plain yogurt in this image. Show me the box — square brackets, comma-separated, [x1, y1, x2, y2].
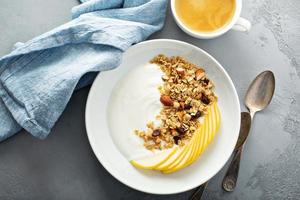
[107, 63, 169, 160]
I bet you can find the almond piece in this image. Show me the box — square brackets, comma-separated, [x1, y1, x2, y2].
[195, 69, 205, 80]
[176, 67, 185, 76]
[160, 95, 173, 106]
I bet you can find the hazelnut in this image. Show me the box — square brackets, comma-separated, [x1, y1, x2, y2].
[173, 101, 180, 108]
[184, 113, 192, 121]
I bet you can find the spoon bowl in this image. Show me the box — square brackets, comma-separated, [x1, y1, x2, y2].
[245, 70, 275, 116]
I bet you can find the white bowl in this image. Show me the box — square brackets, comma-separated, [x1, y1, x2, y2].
[85, 39, 240, 194]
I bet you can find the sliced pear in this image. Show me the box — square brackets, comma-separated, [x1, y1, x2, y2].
[130, 147, 178, 170]
[195, 105, 214, 157]
[199, 117, 210, 154]
[173, 119, 208, 172]
[162, 139, 195, 173]
[190, 104, 220, 164]
[163, 128, 200, 173]
[205, 104, 219, 146]
[159, 141, 191, 171]
[181, 125, 204, 169]
[183, 126, 202, 166]
[209, 104, 218, 141]
[207, 108, 214, 143]
[186, 128, 200, 164]
[215, 103, 221, 131]
[154, 145, 187, 170]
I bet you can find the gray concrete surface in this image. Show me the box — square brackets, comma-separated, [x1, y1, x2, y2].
[0, 0, 299, 199]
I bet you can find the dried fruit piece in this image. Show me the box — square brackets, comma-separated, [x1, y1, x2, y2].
[184, 103, 192, 110]
[191, 111, 201, 120]
[160, 95, 173, 106]
[201, 94, 210, 105]
[202, 78, 210, 85]
[176, 126, 188, 135]
[152, 129, 161, 137]
[173, 136, 181, 145]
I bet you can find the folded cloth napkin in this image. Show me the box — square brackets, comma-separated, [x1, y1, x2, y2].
[0, 0, 167, 141]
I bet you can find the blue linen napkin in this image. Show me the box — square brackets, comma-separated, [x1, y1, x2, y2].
[0, 0, 167, 141]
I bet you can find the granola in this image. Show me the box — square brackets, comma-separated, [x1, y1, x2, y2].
[135, 55, 217, 150]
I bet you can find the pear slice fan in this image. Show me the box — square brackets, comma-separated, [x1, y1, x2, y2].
[131, 103, 221, 173]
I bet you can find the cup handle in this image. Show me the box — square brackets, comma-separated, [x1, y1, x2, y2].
[231, 17, 251, 32]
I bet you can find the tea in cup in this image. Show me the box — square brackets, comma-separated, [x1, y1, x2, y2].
[171, 0, 251, 39]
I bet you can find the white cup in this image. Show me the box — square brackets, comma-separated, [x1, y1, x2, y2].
[171, 0, 251, 39]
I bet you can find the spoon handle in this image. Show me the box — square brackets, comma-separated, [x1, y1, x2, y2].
[222, 147, 243, 192]
[189, 181, 208, 200]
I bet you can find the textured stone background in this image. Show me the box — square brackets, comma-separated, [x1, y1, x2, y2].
[0, 0, 299, 199]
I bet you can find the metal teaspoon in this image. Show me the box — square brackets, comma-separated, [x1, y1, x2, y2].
[222, 70, 275, 192]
